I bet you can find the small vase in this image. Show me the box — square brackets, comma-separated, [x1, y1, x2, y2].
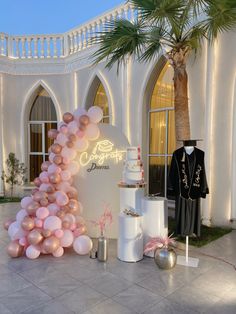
[97, 235, 108, 262]
[154, 247, 177, 270]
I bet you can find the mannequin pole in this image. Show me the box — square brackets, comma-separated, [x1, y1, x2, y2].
[186, 236, 189, 263]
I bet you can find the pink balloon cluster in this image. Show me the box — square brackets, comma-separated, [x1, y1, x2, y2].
[5, 106, 103, 259]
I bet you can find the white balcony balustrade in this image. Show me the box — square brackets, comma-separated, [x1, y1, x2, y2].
[0, 3, 136, 60]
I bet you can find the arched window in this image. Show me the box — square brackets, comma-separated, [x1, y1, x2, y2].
[28, 88, 57, 182]
[93, 82, 110, 123]
[148, 62, 175, 198]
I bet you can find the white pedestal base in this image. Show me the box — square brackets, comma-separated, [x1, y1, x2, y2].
[177, 255, 199, 267]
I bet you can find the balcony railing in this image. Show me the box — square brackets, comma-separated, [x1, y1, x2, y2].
[0, 3, 135, 60]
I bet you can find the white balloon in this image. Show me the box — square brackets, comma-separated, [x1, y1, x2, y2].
[26, 245, 40, 259]
[73, 235, 93, 255]
[16, 209, 28, 223]
[75, 138, 89, 152]
[44, 216, 62, 231]
[67, 121, 78, 134]
[49, 152, 56, 163]
[53, 246, 64, 257]
[56, 133, 68, 146]
[60, 230, 74, 247]
[84, 123, 100, 141]
[88, 106, 103, 123]
[8, 221, 27, 240]
[67, 161, 80, 175]
[61, 147, 77, 161]
[74, 107, 87, 119]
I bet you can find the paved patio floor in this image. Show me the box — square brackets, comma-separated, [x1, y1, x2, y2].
[0, 203, 235, 314]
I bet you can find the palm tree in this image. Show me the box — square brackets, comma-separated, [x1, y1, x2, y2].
[93, 0, 236, 141]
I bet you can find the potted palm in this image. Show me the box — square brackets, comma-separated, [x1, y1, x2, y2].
[92, 0, 236, 141]
[144, 233, 177, 269]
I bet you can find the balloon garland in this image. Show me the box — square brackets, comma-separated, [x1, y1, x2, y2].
[4, 106, 103, 259]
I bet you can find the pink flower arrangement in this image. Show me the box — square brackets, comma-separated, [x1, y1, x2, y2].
[91, 203, 113, 236]
[144, 233, 176, 254]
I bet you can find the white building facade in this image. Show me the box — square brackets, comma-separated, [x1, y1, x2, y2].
[0, 3, 236, 228]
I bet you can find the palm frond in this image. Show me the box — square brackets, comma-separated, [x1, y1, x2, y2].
[92, 19, 146, 70]
[181, 24, 207, 52]
[203, 0, 236, 42]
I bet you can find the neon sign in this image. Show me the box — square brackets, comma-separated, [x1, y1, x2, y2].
[79, 140, 126, 167]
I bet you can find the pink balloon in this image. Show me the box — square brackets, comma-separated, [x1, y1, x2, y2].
[35, 218, 43, 228]
[52, 246, 64, 257]
[39, 171, 49, 183]
[84, 123, 100, 141]
[67, 121, 78, 134]
[56, 133, 68, 146]
[56, 182, 71, 193]
[44, 216, 62, 231]
[41, 161, 51, 172]
[70, 223, 76, 231]
[61, 147, 77, 161]
[63, 157, 70, 165]
[60, 125, 68, 134]
[16, 209, 28, 223]
[36, 207, 49, 220]
[34, 177, 41, 187]
[19, 237, 27, 246]
[47, 203, 59, 216]
[61, 170, 71, 181]
[56, 192, 69, 206]
[26, 245, 40, 259]
[8, 221, 27, 241]
[48, 129, 58, 139]
[73, 235, 93, 255]
[75, 138, 89, 152]
[20, 196, 32, 209]
[76, 130, 85, 138]
[88, 106, 103, 123]
[55, 229, 64, 238]
[60, 230, 74, 247]
[48, 164, 61, 174]
[63, 214, 76, 225]
[49, 153, 56, 163]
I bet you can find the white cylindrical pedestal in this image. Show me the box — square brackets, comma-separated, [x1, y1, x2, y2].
[118, 183, 146, 215]
[117, 213, 143, 262]
[142, 196, 168, 257]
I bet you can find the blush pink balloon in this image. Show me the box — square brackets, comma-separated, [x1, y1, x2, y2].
[39, 171, 49, 183]
[20, 196, 33, 209]
[35, 218, 43, 228]
[16, 209, 28, 223]
[67, 121, 78, 134]
[47, 203, 59, 216]
[44, 216, 62, 231]
[26, 245, 40, 259]
[49, 153, 56, 163]
[73, 235, 93, 255]
[54, 229, 64, 238]
[48, 164, 61, 174]
[60, 125, 68, 134]
[67, 161, 80, 175]
[61, 147, 77, 161]
[88, 106, 103, 123]
[56, 182, 71, 193]
[34, 177, 41, 187]
[73, 107, 87, 119]
[70, 223, 76, 231]
[74, 138, 89, 152]
[60, 229, 74, 247]
[56, 133, 68, 146]
[84, 123, 100, 141]
[36, 207, 49, 220]
[56, 192, 69, 206]
[48, 129, 58, 139]
[76, 130, 85, 138]
[62, 157, 70, 165]
[41, 161, 51, 172]
[19, 237, 28, 246]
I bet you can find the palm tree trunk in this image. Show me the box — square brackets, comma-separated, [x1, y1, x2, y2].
[170, 50, 190, 144]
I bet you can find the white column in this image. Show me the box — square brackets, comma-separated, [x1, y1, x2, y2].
[15, 38, 20, 58]
[27, 38, 32, 58]
[46, 37, 50, 58]
[33, 38, 38, 58]
[78, 30, 82, 51]
[53, 37, 57, 58]
[40, 37, 45, 58]
[60, 37, 63, 57]
[22, 38, 26, 59]
[69, 34, 73, 54]
[83, 27, 87, 49]
[73, 32, 78, 52]
[0, 74, 4, 195]
[0, 35, 4, 56]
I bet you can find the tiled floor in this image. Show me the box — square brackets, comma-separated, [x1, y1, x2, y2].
[0, 203, 236, 314]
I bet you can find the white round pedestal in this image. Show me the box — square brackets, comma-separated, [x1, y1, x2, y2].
[118, 183, 146, 215]
[117, 213, 143, 262]
[142, 196, 168, 257]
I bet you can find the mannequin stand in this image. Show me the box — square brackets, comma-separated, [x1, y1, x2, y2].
[177, 236, 199, 267]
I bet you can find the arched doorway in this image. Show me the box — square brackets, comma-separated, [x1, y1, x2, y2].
[28, 87, 57, 181]
[148, 62, 175, 198]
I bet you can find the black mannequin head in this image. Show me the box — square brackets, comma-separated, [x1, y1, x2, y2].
[183, 140, 197, 147]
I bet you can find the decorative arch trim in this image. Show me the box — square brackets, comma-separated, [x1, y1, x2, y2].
[83, 70, 115, 125]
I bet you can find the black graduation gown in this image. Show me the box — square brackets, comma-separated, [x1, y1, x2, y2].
[169, 147, 209, 237]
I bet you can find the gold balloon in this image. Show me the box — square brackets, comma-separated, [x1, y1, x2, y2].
[42, 229, 52, 238]
[79, 114, 90, 125]
[3, 219, 14, 231]
[66, 141, 74, 148]
[42, 236, 60, 253]
[68, 134, 76, 142]
[26, 201, 39, 215]
[63, 112, 74, 124]
[51, 143, 62, 154]
[28, 230, 43, 245]
[40, 198, 49, 206]
[7, 242, 24, 258]
[57, 210, 66, 219]
[62, 221, 70, 229]
[21, 217, 35, 231]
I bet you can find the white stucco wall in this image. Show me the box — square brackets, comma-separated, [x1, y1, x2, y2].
[0, 30, 236, 228]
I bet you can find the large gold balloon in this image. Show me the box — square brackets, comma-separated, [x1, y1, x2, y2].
[26, 201, 39, 215]
[42, 236, 60, 253]
[7, 242, 24, 258]
[28, 230, 44, 245]
[79, 114, 90, 125]
[21, 217, 35, 231]
[51, 143, 62, 154]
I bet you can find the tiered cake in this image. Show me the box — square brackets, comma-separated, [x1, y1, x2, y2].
[122, 147, 144, 184]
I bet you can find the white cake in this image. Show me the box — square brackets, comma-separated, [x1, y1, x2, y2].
[122, 147, 144, 184]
